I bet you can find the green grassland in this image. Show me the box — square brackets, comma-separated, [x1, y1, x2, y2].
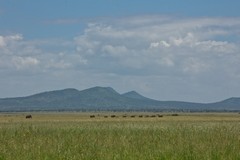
[0, 112, 240, 160]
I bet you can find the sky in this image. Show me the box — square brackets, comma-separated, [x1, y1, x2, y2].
[1, 0, 240, 102]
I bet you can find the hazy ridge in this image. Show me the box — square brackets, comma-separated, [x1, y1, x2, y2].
[0, 86, 240, 112]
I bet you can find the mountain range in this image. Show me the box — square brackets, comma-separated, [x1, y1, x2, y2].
[0, 86, 240, 112]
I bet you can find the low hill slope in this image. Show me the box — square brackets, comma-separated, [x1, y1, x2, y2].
[0, 87, 240, 111]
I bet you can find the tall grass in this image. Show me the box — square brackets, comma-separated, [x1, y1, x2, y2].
[0, 117, 240, 159]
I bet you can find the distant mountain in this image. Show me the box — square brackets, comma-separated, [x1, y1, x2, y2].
[205, 97, 240, 110]
[122, 91, 151, 100]
[0, 86, 240, 112]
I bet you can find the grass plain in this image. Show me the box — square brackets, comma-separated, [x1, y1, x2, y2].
[0, 112, 240, 160]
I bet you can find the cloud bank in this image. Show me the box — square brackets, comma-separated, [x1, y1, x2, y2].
[1, 15, 240, 102]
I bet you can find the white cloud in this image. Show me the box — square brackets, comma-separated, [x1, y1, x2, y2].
[0, 36, 5, 47]
[74, 16, 240, 77]
[149, 42, 160, 48]
[2, 17, 240, 77]
[1, 15, 240, 102]
[6, 34, 23, 41]
[0, 34, 23, 49]
[12, 56, 39, 70]
[75, 36, 100, 55]
[69, 15, 240, 102]
[160, 41, 171, 48]
[101, 45, 128, 57]
[150, 41, 171, 48]
[0, 34, 87, 72]
[45, 52, 87, 69]
[170, 32, 196, 47]
[195, 40, 236, 53]
[46, 59, 71, 69]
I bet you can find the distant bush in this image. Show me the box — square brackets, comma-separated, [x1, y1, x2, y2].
[172, 113, 179, 116]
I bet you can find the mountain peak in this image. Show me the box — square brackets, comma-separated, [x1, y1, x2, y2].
[122, 91, 149, 100]
[81, 86, 120, 95]
[92, 86, 115, 91]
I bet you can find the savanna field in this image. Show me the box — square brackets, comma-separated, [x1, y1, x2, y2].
[0, 112, 240, 160]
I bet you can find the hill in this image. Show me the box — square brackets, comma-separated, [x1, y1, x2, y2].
[0, 86, 240, 112]
[122, 91, 151, 100]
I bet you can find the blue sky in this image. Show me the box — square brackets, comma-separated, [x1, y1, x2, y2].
[2, 0, 240, 38]
[1, 0, 240, 102]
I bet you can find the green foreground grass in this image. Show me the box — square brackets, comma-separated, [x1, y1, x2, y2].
[0, 113, 240, 160]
